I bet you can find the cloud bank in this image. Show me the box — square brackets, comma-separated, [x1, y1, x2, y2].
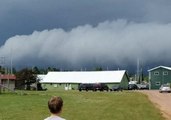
[1, 0, 171, 45]
[0, 20, 171, 69]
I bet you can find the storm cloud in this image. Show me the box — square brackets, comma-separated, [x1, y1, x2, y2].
[1, 0, 171, 44]
[1, 1, 171, 69]
[1, 20, 171, 69]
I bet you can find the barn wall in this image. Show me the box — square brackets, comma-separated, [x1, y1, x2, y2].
[120, 73, 129, 90]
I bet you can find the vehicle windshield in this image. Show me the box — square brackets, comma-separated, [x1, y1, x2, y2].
[162, 84, 170, 87]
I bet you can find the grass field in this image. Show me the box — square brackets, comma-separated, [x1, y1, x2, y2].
[0, 90, 164, 120]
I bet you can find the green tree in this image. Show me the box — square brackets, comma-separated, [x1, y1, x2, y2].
[12, 67, 17, 74]
[46, 67, 60, 73]
[95, 67, 103, 71]
[32, 66, 40, 74]
[15, 68, 37, 90]
[0, 66, 5, 74]
[39, 68, 46, 74]
[52, 67, 60, 71]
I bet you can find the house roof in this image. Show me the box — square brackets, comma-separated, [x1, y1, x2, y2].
[148, 66, 171, 72]
[40, 70, 127, 84]
[0, 74, 16, 80]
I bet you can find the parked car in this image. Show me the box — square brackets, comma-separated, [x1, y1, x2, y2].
[93, 83, 109, 91]
[159, 84, 171, 93]
[110, 85, 123, 91]
[128, 84, 138, 90]
[78, 83, 109, 91]
[78, 83, 94, 91]
[136, 83, 149, 90]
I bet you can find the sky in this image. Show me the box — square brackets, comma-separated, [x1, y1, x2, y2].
[0, 0, 171, 72]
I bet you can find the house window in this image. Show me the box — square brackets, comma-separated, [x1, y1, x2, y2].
[155, 82, 161, 86]
[163, 71, 168, 75]
[154, 71, 159, 75]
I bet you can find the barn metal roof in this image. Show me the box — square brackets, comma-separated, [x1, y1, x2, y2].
[40, 70, 127, 84]
[148, 66, 171, 72]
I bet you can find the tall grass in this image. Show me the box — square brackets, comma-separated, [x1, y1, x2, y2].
[0, 90, 164, 120]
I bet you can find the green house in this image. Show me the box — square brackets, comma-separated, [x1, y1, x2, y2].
[148, 66, 171, 89]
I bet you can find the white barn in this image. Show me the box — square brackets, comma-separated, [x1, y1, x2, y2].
[40, 70, 129, 90]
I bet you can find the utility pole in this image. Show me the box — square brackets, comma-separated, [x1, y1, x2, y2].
[10, 49, 13, 74]
[136, 58, 140, 83]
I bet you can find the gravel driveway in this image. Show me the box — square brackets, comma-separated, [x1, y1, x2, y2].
[139, 90, 171, 120]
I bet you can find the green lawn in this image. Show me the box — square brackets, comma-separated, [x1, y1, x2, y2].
[0, 90, 164, 120]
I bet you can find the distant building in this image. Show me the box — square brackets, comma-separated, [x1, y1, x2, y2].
[40, 70, 129, 90]
[0, 74, 16, 92]
[148, 66, 171, 89]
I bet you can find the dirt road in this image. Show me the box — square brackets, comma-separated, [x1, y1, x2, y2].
[139, 90, 171, 120]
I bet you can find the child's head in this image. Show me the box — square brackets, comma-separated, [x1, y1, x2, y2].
[48, 96, 63, 114]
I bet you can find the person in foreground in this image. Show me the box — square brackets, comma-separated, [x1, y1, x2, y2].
[44, 96, 66, 120]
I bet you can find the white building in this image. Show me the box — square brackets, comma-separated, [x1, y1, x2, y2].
[40, 70, 129, 90]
